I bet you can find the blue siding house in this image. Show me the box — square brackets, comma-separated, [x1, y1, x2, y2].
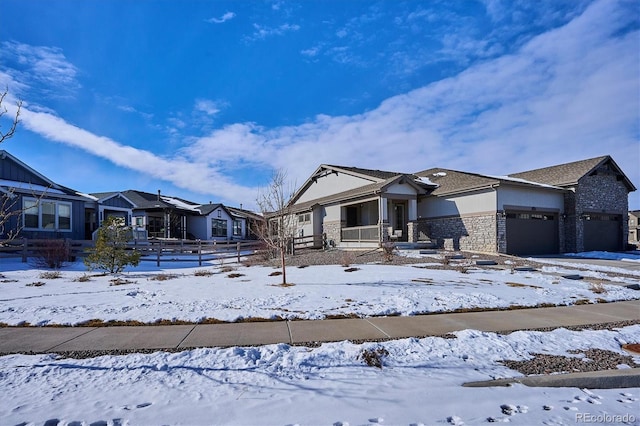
[0, 150, 92, 240]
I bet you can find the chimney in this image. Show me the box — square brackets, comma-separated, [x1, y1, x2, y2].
[157, 190, 161, 201]
[240, 203, 243, 210]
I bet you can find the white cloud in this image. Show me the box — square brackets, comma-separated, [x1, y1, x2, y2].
[207, 12, 235, 24]
[0, 41, 80, 97]
[4, 0, 639, 209]
[194, 99, 221, 116]
[248, 23, 300, 40]
[184, 0, 639, 198]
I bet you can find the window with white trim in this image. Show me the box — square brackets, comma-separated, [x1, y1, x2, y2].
[232, 219, 242, 237]
[22, 198, 73, 231]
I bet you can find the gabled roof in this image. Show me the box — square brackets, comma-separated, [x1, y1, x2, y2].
[323, 164, 405, 181]
[292, 173, 436, 213]
[509, 156, 636, 191]
[91, 190, 201, 212]
[291, 164, 435, 208]
[0, 150, 92, 200]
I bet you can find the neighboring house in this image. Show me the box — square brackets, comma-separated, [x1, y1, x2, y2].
[190, 203, 245, 241]
[290, 156, 636, 255]
[0, 150, 92, 240]
[91, 190, 201, 240]
[91, 190, 261, 241]
[629, 211, 640, 248]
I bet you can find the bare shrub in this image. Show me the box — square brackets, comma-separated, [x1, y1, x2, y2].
[194, 269, 214, 277]
[32, 239, 70, 269]
[341, 250, 355, 267]
[74, 274, 92, 282]
[380, 241, 396, 262]
[227, 273, 245, 278]
[26, 281, 45, 287]
[151, 273, 178, 281]
[39, 271, 61, 279]
[109, 278, 135, 286]
[360, 347, 389, 369]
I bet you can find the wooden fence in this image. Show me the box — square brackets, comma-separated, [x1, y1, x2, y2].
[0, 234, 326, 267]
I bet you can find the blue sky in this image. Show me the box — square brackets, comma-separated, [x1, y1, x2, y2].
[0, 0, 638, 210]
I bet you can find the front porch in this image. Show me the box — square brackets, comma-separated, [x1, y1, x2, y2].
[336, 196, 420, 245]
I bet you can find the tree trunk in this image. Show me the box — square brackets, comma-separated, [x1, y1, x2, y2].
[280, 245, 287, 285]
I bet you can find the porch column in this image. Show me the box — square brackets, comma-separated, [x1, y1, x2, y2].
[165, 211, 171, 238]
[182, 215, 187, 240]
[407, 198, 418, 242]
[379, 197, 390, 242]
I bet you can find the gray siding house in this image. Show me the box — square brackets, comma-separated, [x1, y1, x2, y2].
[289, 156, 636, 255]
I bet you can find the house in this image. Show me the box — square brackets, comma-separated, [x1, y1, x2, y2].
[0, 150, 93, 240]
[289, 156, 636, 255]
[629, 211, 640, 248]
[90, 190, 202, 240]
[91, 190, 260, 241]
[289, 165, 437, 249]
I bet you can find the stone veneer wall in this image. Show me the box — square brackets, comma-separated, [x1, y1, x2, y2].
[572, 173, 629, 252]
[323, 220, 343, 246]
[417, 214, 497, 252]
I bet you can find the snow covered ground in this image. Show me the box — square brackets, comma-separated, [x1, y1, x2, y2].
[1, 250, 639, 425]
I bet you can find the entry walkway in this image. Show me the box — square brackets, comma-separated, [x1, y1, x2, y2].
[0, 300, 638, 354]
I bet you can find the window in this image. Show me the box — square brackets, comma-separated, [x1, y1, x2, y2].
[135, 217, 145, 227]
[212, 218, 227, 237]
[298, 213, 311, 223]
[232, 219, 242, 237]
[22, 198, 73, 231]
[148, 216, 163, 235]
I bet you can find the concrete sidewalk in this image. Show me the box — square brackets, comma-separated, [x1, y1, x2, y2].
[0, 300, 638, 354]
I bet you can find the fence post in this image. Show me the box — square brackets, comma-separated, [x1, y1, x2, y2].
[21, 238, 28, 263]
[156, 240, 161, 267]
[237, 241, 241, 263]
[198, 240, 202, 267]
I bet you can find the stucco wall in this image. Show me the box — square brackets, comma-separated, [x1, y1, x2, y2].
[418, 189, 496, 218]
[296, 172, 373, 203]
[497, 186, 564, 211]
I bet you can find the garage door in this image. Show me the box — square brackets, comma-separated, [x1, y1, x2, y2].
[583, 214, 622, 252]
[506, 212, 559, 255]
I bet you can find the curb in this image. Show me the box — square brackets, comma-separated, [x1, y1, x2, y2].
[463, 368, 640, 389]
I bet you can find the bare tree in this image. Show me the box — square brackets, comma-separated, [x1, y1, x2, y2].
[0, 88, 24, 240]
[255, 169, 296, 285]
[0, 88, 22, 144]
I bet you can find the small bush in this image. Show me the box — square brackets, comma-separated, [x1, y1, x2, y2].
[227, 273, 245, 278]
[220, 266, 235, 273]
[39, 271, 62, 279]
[26, 281, 45, 287]
[152, 273, 178, 281]
[269, 271, 283, 276]
[74, 274, 92, 282]
[381, 241, 396, 262]
[194, 269, 214, 277]
[110, 278, 135, 286]
[360, 347, 389, 369]
[32, 239, 70, 269]
[84, 217, 141, 274]
[341, 251, 355, 267]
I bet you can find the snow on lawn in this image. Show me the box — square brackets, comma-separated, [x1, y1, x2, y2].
[0, 254, 639, 326]
[1, 252, 639, 425]
[1, 326, 639, 425]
